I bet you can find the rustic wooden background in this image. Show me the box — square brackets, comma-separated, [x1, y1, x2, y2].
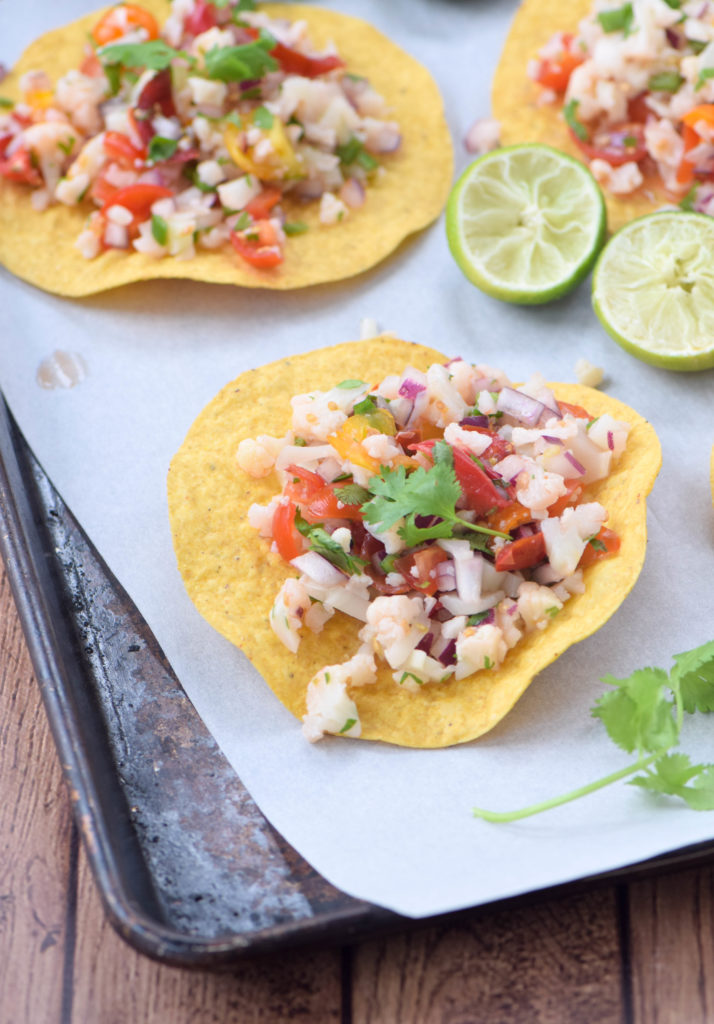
[2, 562, 713, 1024]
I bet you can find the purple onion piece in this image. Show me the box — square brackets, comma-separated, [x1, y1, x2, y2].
[564, 451, 586, 476]
[607, 430, 614, 451]
[438, 639, 457, 666]
[460, 415, 489, 428]
[541, 434, 564, 446]
[481, 608, 496, 626]
[513, 524, 535, 540]
[665, 27, 681, 48]
[416, 632, 434, 654]
[496, 386, 547, 426]
[399, 377, 427, 399]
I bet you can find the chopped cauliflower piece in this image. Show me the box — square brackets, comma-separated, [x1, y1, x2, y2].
[455, 624, 508, 679]
[270, 578, 310, 653]
[516, 581, 563, 632]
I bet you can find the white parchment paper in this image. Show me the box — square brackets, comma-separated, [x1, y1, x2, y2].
[1, 0, 714, 920]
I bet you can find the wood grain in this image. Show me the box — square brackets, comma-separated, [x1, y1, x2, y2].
[629, 869, 714, 1024]
[0, 570, 73, 1024]
[351, 889, 626, 1024]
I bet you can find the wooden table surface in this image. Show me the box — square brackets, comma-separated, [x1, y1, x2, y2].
[2, 562, 713, 1024]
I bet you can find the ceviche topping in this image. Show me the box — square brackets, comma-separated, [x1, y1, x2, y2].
[529, 0, 714, 206]
[0, 0, 401, 267]
[238, 358, 630, 742]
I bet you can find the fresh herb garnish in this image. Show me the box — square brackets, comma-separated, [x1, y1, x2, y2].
[148, 136, 179, 162]
[473, 640, 714, 822]
[336, 379, 367, 389]
[252, 105, 274, 129]
[696, 66, 714, 91]
[334, 483, 371, 506]
[597, 3, 634, 35]
[0, 97, 14, 109]
[339, 717, 357, 734]
[467, 611, 491, 627]
[98, 39, 189, 72]
[336, 135, 379, 172]
[151, 213, 169, 245]
[57, 136, 76, 156]
[295, 512, 366, 574]
[353, 395, 377, 415]
[563, 98, 588, 141]
[648, 70, 684, 92]
[363, 441, 509, 547]
[283, 220, 309, 236]
[203, 34, 277, 83]
[679, 183, 699, 212]
[233, 211, 251, 231]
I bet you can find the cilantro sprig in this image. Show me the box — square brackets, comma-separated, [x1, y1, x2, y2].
[295, 511, 366, 575]
[203, 34, 277, 83]
[98, 39, 189, 72]
[473, 640, 714, 822]
[363, 441, 509, 547]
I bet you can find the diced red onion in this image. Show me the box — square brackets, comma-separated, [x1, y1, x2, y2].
[607, 430, 614, 451]
[496, 386, 552, 426]
[104, 222, 129, 248]
[435, 561, 457, 591]
[438, 639, 457, 666]
[416, 632, 434, 654]
[340, 177, 365, 208]
[665, 27, 681, 47]
[513, 524, 535, 540]
[399, 377, 427, 399]
[367, 125, 401, 153]
[541, 434, 564, 446]
[564, 451, 586, 476]
[460, 415, 489, 428]
[292, 179, 325, 201]
[290, 551, 345, 586]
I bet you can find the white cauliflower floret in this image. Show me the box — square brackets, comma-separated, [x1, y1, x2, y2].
[237, 434, 287, 477]
[495, 597, 524, 649]
[424, 364, 468, 428]
[247, 497, 281, 538]
[291, 384, 367, 442]
[363, 517, 406, 555]
[590, 159, 643, 195]
[360, 595, 429, 669]
[455, 624, 508, 679]
[269, 578, 310, 653]
[516, 581, 563, 632]
[361, 433, 403, 465]
[447, 359, 482, 403]
[301, 649, 377, 742]
[540, 502, 607, 578]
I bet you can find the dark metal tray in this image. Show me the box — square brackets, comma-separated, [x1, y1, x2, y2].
[1, 393, 713, 967]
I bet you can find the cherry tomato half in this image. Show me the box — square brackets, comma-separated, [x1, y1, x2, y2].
[578, 526, 620, 569]
[494, 532, 546, 572]
[534, 34, 584, 93]
[92, 4, 160, 46]
[572, 122, 647, 166]
[272, 500, 303, 562]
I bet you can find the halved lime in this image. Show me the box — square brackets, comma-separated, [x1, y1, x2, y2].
[445, 144, 606, 305]
[593, 211, 714, 371]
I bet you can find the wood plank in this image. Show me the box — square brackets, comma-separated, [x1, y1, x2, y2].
[628, 868, 714, 1024]
[0, 568, 73, 1024]
[351, 887, 626, 1024]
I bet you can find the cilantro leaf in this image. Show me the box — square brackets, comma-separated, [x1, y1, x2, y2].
[597, 3, 634, 35]
[203, 35, 277, 83]
[294, 513, 365, 575]
[630, 755, 714, 810]
[333, 483, 371, 506]
[283, 220, 309, 236]
[696, 67, 714, 91]
[151, 213, 169, 245]
[336, 135, 379, 172]
[679, 183, 699, 211]
[148, 136, 179, 162]
[593, 668, 677, 754]
[648, 71, 683, 92]
[563, 98, 588, 142]
[98, 40, 188, 72]
[671, 639, 714, 713]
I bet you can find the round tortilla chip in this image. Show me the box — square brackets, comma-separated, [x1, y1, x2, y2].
[0, 3, 452, 296]
[167, 336, 662, 748]
[492, 0, 670, 232]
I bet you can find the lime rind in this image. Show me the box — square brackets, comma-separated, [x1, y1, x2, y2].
[592, 210, 714, 372]
[446, 144, 607, 305]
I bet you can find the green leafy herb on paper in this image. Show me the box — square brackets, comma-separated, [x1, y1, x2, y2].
[472, 640, 714, 822]
[563, 99, 588, 142]
[363, 441, 509, 547]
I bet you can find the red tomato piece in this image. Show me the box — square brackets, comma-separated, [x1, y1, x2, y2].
[451, 446, 509, 513]
[184, 0, 218, 36]
[229, 228, 283, 269]
[104, 130, 146, 166]
[304, 486, 363, 523]
[572, 122, 647, 166]
[271, 41, 345, 78]
[283, 465, 326, 503]
[394, 547, 449, 597]
[578, 526, 620, 569]
[547, 480, 584, 518]
[534, 34, 584, 93]
[92, 4, 159, 45]
[272, 500, 303, 562]
[462, 425, 514, 464]
[485, 501, 533, 535]
[494, 532, 547, 572]
[79, 52, 104, 78]
[244, 187, 282, 221]
[0, 147, 42, 186]
[102, 182, 173, 217]
[557, 400, 591, 419]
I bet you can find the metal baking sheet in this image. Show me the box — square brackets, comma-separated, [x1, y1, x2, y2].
[2, 393, 714, 966]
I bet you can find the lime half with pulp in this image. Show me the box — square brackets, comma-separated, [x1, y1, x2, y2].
[445, 144, 606, 305]
[593, 211, 714, 371]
